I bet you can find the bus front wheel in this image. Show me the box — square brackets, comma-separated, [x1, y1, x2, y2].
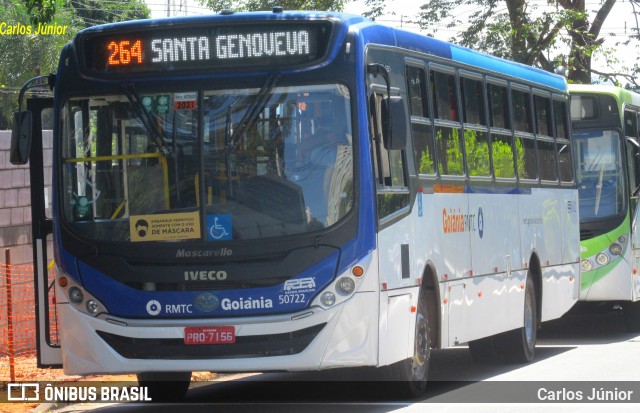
[136, 371, 192, 401]
[382, 292, 430, 398]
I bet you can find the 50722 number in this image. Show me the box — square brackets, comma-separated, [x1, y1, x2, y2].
[278, 293, 305, 304]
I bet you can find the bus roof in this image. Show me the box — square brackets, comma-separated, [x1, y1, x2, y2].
[568, 84, 640, 107]
[75, 10, 566, 92]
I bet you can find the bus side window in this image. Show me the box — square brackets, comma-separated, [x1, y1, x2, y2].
[535, 95, 557, 182]
[461, 76, 490, 177]
[431, 69, 463, 176]
[554, 100, 573, 183]
[406, 64, 435, 175]
[488, 83, 515, 179]
[625, 110, 636, 138]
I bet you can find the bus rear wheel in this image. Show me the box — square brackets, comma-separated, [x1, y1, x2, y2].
[136, 371, 192, 401]
[500, 276, 537, 363]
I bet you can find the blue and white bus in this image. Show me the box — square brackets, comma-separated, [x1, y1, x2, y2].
[12, 10, 579, 398]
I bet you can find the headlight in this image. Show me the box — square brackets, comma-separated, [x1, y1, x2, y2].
[321, 292, 336, 306]
[618, 235, 627, 244]
[609, 243, 623, 256]
[581, 259, 593, 272]
[596, 253, 610, 266]
[69, 286, 84, 304]
[56, 268, 108, 317]
[336, 277, 356, 295]
[86, 300, 99, 314]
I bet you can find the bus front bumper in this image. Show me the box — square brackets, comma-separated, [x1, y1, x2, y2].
[57, 291, 378, 375]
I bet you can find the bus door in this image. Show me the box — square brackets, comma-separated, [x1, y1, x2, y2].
[625, 122, 640, 301]
[367, 63, 414, 364]
[12, 94, 62, 367]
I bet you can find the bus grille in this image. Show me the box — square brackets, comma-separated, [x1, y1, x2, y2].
[580, 229, 605, 241]
[95, 323, 326, 360]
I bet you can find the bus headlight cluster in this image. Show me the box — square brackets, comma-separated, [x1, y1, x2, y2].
[57, 269, 107, 317]
[312, 254, 371, 309]
[581, 238, 626, 272]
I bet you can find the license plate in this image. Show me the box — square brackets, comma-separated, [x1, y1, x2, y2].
[184, 326, 235, 345]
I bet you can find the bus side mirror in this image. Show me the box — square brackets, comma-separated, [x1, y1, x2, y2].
[10, 111, 33, 165]
[381, 96, 407, 150]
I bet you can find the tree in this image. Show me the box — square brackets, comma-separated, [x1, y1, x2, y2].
[197, 0, 346, 13]
[379, 0, 624, 85]
[69, 0, 149, 28]
[0, 1, 151, 129]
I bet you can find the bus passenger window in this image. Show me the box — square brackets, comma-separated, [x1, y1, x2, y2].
[515, 137, 537, 180]
[431, 69, 463, 176]
[492, 134, 515, 179]
[411, 122, 435, 175]
[625, 110, 636, 138]
[406, 65, 435, 176]
[513, 89, 533, 133]
[462, 77, 490, 177]
[406, 66, 428, 117]
[488, 84, 510, 130]
[431, 71, 457, 121]
[554, 100, 573, 182]
[461, 77, 485, 126]
[538, 140, 557, 181]
[534, 95, 552, 137]
[554, 101, 569, 140]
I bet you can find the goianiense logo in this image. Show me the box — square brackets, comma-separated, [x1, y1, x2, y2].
[442, 207, 484, 238]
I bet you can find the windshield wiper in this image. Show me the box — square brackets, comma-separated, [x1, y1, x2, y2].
[123, 82, 170, 155]
[224, 73, 281, 197]
[226, 73, 281, 150]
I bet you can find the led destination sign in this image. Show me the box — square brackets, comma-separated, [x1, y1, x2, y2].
[83, 23, 332, 74]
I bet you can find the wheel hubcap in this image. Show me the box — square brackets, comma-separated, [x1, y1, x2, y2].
[412, 312, 429, 379]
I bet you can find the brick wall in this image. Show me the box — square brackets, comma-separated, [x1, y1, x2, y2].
[0, 130, 53, 265]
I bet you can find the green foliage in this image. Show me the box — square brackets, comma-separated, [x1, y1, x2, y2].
[197, 0, 346, 13]
[22, 0, 59, 24]
[413, 0, 621, 84]
[0, 1, 151, 129]
[492, 136, 515, 179]
[464, 129, 490, 177]
[69, 0, 149, 28]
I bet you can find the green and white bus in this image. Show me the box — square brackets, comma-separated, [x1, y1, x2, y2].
[570, 84, 640, 329]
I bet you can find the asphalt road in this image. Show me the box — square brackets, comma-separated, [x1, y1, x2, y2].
[29, 307, 640, 413]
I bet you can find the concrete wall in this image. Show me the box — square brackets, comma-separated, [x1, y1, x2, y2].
[0, 130, 53, 265]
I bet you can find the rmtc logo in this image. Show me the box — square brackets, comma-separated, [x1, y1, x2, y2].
[184, 270, 228, 281]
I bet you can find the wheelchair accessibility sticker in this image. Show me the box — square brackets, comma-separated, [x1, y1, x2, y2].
[207, 214, 233, 241]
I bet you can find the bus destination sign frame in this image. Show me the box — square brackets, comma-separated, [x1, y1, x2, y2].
[81, 21, 334, 75]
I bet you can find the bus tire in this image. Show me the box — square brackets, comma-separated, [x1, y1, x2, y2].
[623, 300, 640, 332]
[383, 292, 430, 398]
[499, 276, 537, 363]
[136, 371, 192, 401]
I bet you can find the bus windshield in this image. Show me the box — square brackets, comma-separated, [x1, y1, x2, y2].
[60, 84, 354, 242]
[574, 130, 626, 221]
